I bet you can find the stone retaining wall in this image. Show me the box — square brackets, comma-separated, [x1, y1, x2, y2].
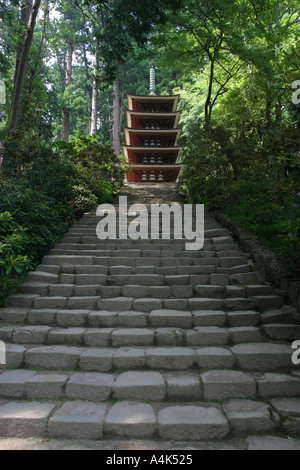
[214, 212, 300, 316]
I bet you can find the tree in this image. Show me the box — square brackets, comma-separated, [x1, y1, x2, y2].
[8, 0, 42, 132]
[62, 39, 73, 142]
[89, 52, 98, 137]
[112, 62, 126, 155]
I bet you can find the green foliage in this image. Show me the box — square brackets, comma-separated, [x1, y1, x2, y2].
[1, 0, 299, 288]
[0, 134, 125, 302]
[54, 136, 127, 194]
[179, 120, 300, 276]
[0, 211, 33, 301]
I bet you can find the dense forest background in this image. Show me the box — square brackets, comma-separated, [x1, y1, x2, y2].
[0, 0, 299, 301]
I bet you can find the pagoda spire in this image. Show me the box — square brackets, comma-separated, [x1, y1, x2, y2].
[149, 60, 156, 96]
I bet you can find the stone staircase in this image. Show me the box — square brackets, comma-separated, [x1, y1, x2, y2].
[0, 183, 299, 450]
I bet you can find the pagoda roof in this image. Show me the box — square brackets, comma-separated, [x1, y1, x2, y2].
[125, 163, 183, 173]
[124, 128, 182, 146]
[127, 94, 180, 112]
[122, 145, 183, 164]
[125, 164, 183, 182]
[126, 110, 181, 128]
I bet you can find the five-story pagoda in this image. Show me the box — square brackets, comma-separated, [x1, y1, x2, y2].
[123, 62, 183, 183]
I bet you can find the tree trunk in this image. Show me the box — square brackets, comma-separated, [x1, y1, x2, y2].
[119, 63, 126, 130]
[83, 44, 91, 117]
[62, 40, 73, 143]
[14, 0, 33, 85]
[29, 2, 49, 88]
[265, 83, 273, 126]
[89, 52, 98, 137]
[275, 96, 282, 125]
[112, 63, 121, 155]
[8, 0, 41, 133]
[204, 56, 215, 132]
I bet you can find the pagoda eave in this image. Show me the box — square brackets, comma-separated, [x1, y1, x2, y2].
[127, 94, 180, 112]
[125, 164, 183, 184]
[123, 146, 183, 164]
[126, 110, 181, 129]
[124, 128, 182, 147]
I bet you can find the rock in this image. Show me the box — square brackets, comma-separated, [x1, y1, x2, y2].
[49, 400, 106, 439]
[104, 401, 156, 438]
[158, 406, 229, 440]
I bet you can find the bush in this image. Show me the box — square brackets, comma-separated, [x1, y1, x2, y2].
[179, 123, 300, 276]
[0, 212, 34, 301]
[54, 136, 127, 194]
[0, 134, 125, 302]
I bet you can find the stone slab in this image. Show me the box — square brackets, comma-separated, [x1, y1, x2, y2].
[158, 406, 229, 440]
[26, 373, 68, 399]
[49, 400, 106, 439]
[258, 373, 300, 398]
[66, 372, 114, 401]
[113, 371, 165, 401]
[79, 349, 114, 372]
[113, 348, 146, 369]
[146, 347, 195, 370]
[149, 310, 192, 328]
[247, 435, 300, 450]
[0, 370, 37, 398]
[270, 398, 300, 418]
[5, 344, 26, 368]
[186, 327, 229, 346]
[192, 310, 226, 327]
[223, 399, 278, 434]
[25, 346, 82, 370]
[104, 401, 156, 438]
[111, 328, 154, 347]
[201, 370, 256, 400]
[0, 401, 56, 437]
[231, 343, 293, 370]
[165, 374, 201, 400]
[196, 347, 235, 369]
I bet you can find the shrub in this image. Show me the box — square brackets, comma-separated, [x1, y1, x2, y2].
[0, 212, 34, 301]
[179, 123, 300, 276]
[0, 135, 125, 302]
[54, 136, 127, 193]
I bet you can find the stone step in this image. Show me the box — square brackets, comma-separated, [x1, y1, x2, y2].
[0, 395, 299, 440]
[1, 182, 299, 444]
[0, 369, 300, 402]
[0, 306, 284, 329]
[3, 368, 298, 402]
[2, 340, 297, 373]
[5, 294, 263, 311]
[41, 254, 250, 268]
[231, 343, 294, 370]
[230, 272, 265, 285]
[34, 283, 230, 299]
[262, 324, 300, 340]
[54, 242, 216, 251]
[18, 281, 274, 300]
[261, 306, 299, 324]
[1, 323, 265, 348]
[3, 307, 296, 332]
[42, 255, 218, 267]
[35, 265, 224, 276]
[48, 249, 224, 259]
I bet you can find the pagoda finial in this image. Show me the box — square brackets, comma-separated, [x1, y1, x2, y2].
[149, 60, 156, 96]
